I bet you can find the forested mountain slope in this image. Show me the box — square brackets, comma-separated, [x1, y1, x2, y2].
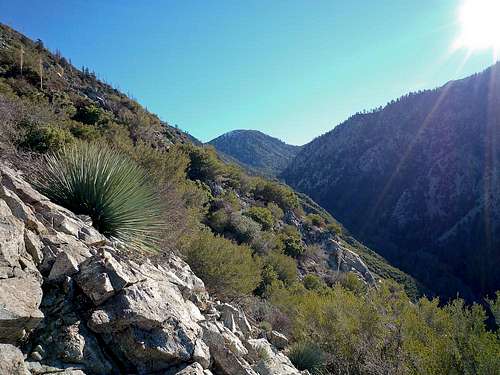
[283, 63, 500, 300]
[209, 130, 302, 176]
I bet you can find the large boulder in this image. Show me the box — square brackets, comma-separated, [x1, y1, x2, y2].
[88, 267, 207, 373]
[0, 199, 43, 344]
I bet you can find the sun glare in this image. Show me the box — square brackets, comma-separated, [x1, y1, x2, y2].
[454, 0, 500, 54]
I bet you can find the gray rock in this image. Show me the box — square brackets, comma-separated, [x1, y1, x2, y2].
[174, 363, 205, 375]
[24, 229, 44, 265]
[193, 339, 211, 369]
[201, 321, 257, 375]
[30, 351, 43, 361]
[0, 166, 46, 205]
[78, 225, 106, 246]
[0, 275, 43, 343]
[89, 277, 204, 373]
[147, 254, 209, 310]
[247, 339, 301, 375]
[0, 344, 30, 375]
[0, 163, 304, 375]
[0, 185, 45, 233]
[266, 330, 288, 350]
[218, 303, 252, 338]
[48, 251, 80, 281]
[52, 319, 112, 375]
[75, 249, 136, 305]
[0, 198, 25, 279]
[329, 242, 375, 284]
[39, 233, 91, 275]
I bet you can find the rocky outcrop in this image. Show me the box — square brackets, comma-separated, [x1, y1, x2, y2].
[0, 163, 304, 374]
[287, 210, 375, 285]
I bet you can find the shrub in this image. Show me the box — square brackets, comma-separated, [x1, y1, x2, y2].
[257, 345, 271, 362]
[244, 206, 275, 230]
[23, 124, 74, 152]
[253, 180, 299, 211]
[263, 251, 298, 286]
[267, 202, 284, 222]
[326, 221, 342, 235]
[227, 212, 262, 244]
[256, 264, 281, 296]
[337, 272, 366, 295]
[73, 104, 105, 125]
[207, 208, 230, 233]
[288, 342, 325, 374]
[280, 225, 305, 258]
[34, 141, 165, 250]
[185, 145, 223, 182]
[250, 231, 282, 256]
[305, 213, 325, 228]
[182, 231, 261, 297]
[125, 143, 190, 187]
[221, 190, 241, 211]
[487, 292, 500, 327]
[259, 321, 273, 333]
[303, 274, 325, 291]
[69, 122, 100, 141]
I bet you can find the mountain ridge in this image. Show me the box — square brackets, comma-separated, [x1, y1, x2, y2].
[208, 129, 302, 176]
[282, 62, 500, 300]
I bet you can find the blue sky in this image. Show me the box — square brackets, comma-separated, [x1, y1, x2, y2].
[1, 0, 498, 145]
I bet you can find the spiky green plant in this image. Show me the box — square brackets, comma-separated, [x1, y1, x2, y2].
[34, 141, 165, 251]
[288, 342, 326, 374]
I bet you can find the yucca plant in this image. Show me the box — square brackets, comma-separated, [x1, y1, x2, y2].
[34, 141, 165, 251]
[288, 342, 326, 374]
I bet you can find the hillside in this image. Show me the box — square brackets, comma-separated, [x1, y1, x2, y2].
[0, 24, 189, 151]
[283, 63, 500, 301]
[208, 130, 302, 176]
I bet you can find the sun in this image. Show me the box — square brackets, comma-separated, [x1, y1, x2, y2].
[454, 0, 500, 53]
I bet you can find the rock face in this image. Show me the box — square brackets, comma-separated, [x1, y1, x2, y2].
[0, 162, 304, 374]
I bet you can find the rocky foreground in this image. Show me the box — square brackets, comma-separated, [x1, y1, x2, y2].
[0, 163, 306, 375]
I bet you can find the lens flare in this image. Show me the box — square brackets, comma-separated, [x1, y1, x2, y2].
[454, 0, 500, 53]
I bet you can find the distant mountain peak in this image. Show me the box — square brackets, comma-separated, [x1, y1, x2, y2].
[208, 129, 302, 176]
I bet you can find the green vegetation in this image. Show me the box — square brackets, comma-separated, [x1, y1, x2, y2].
[304, 213, 325, 228]
[262, 251, 298, 287]
[253, 179, 300, 211]
[23, 123, 74, 152]
[288, 342, 326, 374]
[182, 231, 261, 297]
[280, 225, 305, 258]
[34, 141, 165, 250]
[244, 206, 275, 230]
[302, 274, 326, 291]
[487, 291, 500, 327]
[185, 145, 224, 182]
[268, 281, 500, 375]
